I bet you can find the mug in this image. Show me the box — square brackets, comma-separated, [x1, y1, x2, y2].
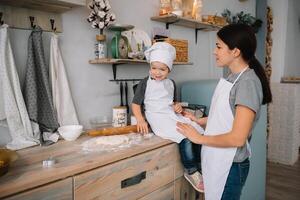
[112, 106, 127, 127]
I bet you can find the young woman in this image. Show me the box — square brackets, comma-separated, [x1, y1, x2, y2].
[177, 24, 272, 200]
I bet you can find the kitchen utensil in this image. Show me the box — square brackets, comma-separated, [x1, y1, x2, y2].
[108, 24, 134, 59]
[125, 82, 129, 113]
[112, 106, 127, 127]
[120, 81, 124, 106]
[87, 125, 137, 136]
[133, 83, 138, 94]
[42, 157, 56, 168]
[0, 149, 18, 177]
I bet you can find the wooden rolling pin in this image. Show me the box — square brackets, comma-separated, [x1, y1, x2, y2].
[87, 125, 138, 137]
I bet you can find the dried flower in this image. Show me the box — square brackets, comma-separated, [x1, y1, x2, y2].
[87, 0, 116, 35]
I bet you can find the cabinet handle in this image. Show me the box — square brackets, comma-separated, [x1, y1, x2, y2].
[121, 171, 146, 188]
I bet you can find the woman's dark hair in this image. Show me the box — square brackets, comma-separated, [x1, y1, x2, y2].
[217, 24, 272, 104]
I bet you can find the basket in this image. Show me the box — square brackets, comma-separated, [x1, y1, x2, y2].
[153, 38, 188, 62]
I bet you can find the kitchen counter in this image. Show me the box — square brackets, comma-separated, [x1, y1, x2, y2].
[0, 134, 197, 199]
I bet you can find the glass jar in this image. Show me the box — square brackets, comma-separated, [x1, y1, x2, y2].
[159, 0, 172, 16]
[171, 0, 183, 16]
[95, 34, 107, 59]
[192, 0, 203, 21]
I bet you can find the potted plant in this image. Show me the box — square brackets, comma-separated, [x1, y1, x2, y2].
[221, 9, 262, 33]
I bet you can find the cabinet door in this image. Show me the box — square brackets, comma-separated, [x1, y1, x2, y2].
[139, 182, 175, 200]
[175, 177, 199, 200]
[4, 178, 72, 200]
[74, 144, 181, 200]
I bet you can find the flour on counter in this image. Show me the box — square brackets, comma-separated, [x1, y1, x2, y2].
[81, 133, 153, 153]
[95, 135, 129, 146]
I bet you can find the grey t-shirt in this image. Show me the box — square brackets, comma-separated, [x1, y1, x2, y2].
[226, 68, 263, 162]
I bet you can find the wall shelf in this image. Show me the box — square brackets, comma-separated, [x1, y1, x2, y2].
[0, 1, 85, 32]
[89, 58, 193, 80]
[0, 0, 85, 13]
[151, 14, 223, 43]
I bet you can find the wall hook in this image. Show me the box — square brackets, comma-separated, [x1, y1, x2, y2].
[29, 16, 36, 28]
[50, 19, 56, 32]
[0, 12, 4, 25]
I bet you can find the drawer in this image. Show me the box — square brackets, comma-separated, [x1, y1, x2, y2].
[3, 178, 72, 200]
[74, 143, 181, 200]
[139, 182, 175, 200]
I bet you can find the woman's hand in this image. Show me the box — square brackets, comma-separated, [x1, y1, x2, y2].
[137, 119, 149, 134]
[173, 102, 183, 113]
[176, 122, 202, 144]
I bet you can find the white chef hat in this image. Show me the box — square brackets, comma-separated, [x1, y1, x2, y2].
[144, 42, 176, 70]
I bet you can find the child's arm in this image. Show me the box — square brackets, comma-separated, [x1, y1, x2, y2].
[173, 102, 183, 113]
[183, 111, 207, 128]
[132, 103, 149, 134]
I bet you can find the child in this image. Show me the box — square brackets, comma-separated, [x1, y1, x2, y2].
[132, 42, 204, 192]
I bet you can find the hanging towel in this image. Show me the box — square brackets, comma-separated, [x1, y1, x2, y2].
[23, 26, 59, 133]
[49, 33, 79, 126]
[0, 24, 39, 150]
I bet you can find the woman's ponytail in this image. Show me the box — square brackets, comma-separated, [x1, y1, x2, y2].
[248, 57, 272, 104]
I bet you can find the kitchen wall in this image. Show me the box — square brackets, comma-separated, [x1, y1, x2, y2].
[0, 0, 255, 145]
[268, 0, 300, 82]
[283, 0, 300, 78]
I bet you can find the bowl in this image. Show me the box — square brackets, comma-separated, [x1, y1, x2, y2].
[58, 125, 83, 141]
[0, 149, 18, 177]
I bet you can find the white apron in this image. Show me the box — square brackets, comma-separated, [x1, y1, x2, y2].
[144, 77, 204, 143]
[202, 68, 250, 200]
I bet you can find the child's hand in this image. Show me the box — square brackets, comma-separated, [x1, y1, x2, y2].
[173, 103, 183, 113]
[137, 119, 149, 134]
[182, 111, 197, 122]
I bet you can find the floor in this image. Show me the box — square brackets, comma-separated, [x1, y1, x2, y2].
[266, 155, 300, 200]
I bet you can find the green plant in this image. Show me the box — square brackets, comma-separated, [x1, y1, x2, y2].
[221, 9, 262, 33]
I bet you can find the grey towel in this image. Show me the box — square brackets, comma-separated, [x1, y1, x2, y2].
[23, 26, 59, 132]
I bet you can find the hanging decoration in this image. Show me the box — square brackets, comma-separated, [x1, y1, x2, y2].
[265, 6, 273, 139]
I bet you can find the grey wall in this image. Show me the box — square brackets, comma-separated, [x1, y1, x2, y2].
[0, 0, 255, 145]
[284, 0, 300, 77]
[268, 0, 300, 82]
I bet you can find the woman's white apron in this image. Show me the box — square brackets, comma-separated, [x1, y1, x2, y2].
[202, 68, 250, 200]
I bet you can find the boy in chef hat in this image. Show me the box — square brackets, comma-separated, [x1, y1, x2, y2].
[132, 42, 204, 192]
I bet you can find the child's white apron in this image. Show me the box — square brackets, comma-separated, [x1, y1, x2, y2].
[144, 77, 203, 143]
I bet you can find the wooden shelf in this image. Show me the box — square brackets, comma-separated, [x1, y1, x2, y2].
[151, 14, 223, 43]
[151, 14, 222, 30]
[89, 58, 193, 65]
[0, 0, 85, 13]
[89, 58, 193, 80]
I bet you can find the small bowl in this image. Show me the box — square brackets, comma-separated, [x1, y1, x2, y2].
[58, 125, 83, 141]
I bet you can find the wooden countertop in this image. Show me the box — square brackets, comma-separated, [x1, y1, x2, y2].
[0, 134, 173, 198]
